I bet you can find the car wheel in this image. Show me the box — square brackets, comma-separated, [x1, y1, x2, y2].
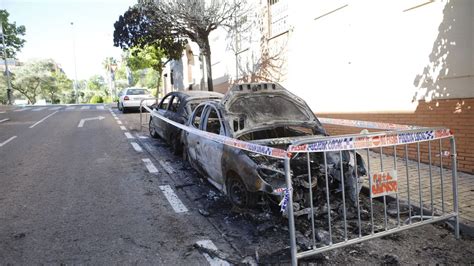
[227, 174, 255, 208]
[117, 102, 121, 111]
[122, 104, 127, 113]
[149, 119, 159, 138]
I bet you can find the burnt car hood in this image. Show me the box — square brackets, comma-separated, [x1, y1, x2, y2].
[222, 85, 320, 137]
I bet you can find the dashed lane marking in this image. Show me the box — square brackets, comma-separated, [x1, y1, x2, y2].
[142, 158, 159, 173]
[117, 120, 123, 125]
[159, 185, 189, 213]
[131, 142, 143, 152]
[97, 105, 105, 110]
[29, 111, 59, 128]
[0, 118, 9, 124]
[120, 126, 127, 131]
[124, 132, 134, 139]
[65, 106, 75, 110]
[195, 240, 230, 266]
[14, 108, 29, 112]
[0, 111, 5, 114]
[159, 160, 174, 175]
[0, 136, 17, 147]
[114, 117, 119, 120]
[81, 106, 90, 110]
[32, 107, 46, 111]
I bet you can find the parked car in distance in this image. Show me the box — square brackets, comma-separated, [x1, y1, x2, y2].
[118, 87, 155, 113]
[149, 90, 223, 154]
[182, 83, 367, 209]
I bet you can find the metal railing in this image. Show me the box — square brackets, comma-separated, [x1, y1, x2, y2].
[139, 97, 158, 131]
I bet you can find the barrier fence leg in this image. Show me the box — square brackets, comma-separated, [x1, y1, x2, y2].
[284, 156, 298, 266]
[450, 137, 460, 239]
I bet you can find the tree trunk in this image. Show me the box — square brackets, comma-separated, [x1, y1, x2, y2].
[203, 38, 213, 91]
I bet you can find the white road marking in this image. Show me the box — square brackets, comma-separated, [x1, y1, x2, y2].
[136, 133, 148, 139]
[159, 185, 188, 213]
[32, 107, 46, 111]
[120, 125, 127, 131]
[130, 142, 143, 152]
[124, 132, 134, 139]
[142, 158, 158, 173]
[14, 108, 29, 112]
[29, 111, 58, 128]
[0, 111, 5, 114]
[81, 106, 90, 110]
[97, 105, 105, 110]
[159, 160, 174, 175]
[113, 116, 119, 120]
[66, 106, 75, 110]
[49, 106, 62, 110]
[0, 136, 17, 147]
[195, 240, 230, 266]
[117, 120, 123, 125]
[0, 118, 9, 124]
[78, 116, 105, 127]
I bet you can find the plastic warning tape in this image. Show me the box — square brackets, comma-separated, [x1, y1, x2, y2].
[319, 117, 422, 131]
[288, 128, 453, 153]
[142, 105, 287, 159]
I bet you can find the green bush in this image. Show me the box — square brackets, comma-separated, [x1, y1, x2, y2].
[89, 95, 104, 104]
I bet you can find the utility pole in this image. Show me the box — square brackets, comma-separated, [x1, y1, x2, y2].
[70, 22, 78, 104]
[0, 21, 13, 105]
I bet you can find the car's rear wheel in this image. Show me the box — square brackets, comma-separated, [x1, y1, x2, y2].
[227, 174, 256, 208]
[149, 119, 159, 138]
[122, 104, 128, 113]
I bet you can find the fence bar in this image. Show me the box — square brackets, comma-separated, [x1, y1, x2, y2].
[405, 144, 412, 223]
[354, 150, 362, 237]
[306, 153, 316, 248]
[394, 146, 400, 227]
[428, 141, 434, 218]
[417, 143, 423, 218]
[450, 137, 460, 239]
[296, 213, 457, 259]
[380, 147, 388, 230]
[439, 139, 445, 213]
[284, 156, 298, 266]
[339, 150, 348, 241]
[366, 148, 374, 234]
[323, 152, 333, 245]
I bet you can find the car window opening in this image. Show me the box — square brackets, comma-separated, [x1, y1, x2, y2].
[206, 108, 222, 134]
[238, 126, 315, 141]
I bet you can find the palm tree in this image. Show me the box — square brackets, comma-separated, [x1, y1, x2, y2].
[102, 57, 117, 98]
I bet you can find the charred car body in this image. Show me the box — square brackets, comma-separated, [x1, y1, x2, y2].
[182, 83, 367, 211]
[149, 91, 223, 154]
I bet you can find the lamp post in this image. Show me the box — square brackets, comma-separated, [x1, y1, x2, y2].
[0, 21, 13, 105]
[70, 22, 78, 104]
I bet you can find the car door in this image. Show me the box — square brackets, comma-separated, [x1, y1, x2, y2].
[196, 105, 225, 189]
[163, 95, 183, 140]
[154, 94, 173, 138]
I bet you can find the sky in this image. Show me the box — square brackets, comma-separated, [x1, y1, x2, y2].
[1, 0, 136, 80]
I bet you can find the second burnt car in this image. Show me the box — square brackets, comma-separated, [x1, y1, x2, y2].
[182, 83, 367, 210]
[149, 90, 223, 154]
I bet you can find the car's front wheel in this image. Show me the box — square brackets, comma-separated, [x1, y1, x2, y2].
[149, 119, 159, 138]
[226, 174, 256, 208]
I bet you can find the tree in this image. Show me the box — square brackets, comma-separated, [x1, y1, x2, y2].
[0, 10, 26, 59]
[102, 57, 117, 97]
[130, 0, 247, 91]
[11, 59, 57, 104]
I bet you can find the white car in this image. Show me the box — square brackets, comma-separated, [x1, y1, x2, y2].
[117, 87, 156, 113]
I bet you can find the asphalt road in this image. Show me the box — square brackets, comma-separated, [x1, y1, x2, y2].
[0, 105, 232, 264]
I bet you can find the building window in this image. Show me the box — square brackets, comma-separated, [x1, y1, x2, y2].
[268, 0, 288, 37]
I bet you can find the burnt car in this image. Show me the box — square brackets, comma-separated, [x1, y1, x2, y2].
[182, 83, 367, 210]
[149, 91, 223, 154]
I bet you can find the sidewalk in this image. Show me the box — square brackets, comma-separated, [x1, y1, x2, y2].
[0, 104, 16, 112]
[361, 150, 474, 230]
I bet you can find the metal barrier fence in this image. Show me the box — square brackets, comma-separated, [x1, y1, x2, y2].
[140, 101, 459, 265]
[139, 97, 158, 131]
[285, 128, 459, 265]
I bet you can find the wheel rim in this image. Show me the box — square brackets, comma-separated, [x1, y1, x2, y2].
[229, 178, 247, 207]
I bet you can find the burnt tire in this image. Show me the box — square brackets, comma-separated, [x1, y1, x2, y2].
[149, 119, 159, 139]
[121, 104, 128, 113]
[226, 174, 256, 208]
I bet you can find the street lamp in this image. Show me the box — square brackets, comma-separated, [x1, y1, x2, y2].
[70, 22, 78, 104]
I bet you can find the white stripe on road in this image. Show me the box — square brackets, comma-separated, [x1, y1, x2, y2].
[66, 106, 75, 110]
[159, 160, 174, 175]
[97, 105, 105, 110]
[81, 106, 90, 110]
[195, 240, 230, 266]
[0, 118, 9, 124]
[49, 106, 62, 110]
[120, 126, 127, 131]
[124, 132, 134, 139]
[142, 158, 158, 173]
[29, 111, 58, 128]
[14, 108, 29, 112]
[114, 116, 119, 120]
[130, 142, 143, 152]
[0, 111, 5, 114]
[32, 107, 46, 111]
[117, 120, 123, 125]
[136, 133, 148, 139]
[0, 136, 17, 147]
[159, 185, 188, 213]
